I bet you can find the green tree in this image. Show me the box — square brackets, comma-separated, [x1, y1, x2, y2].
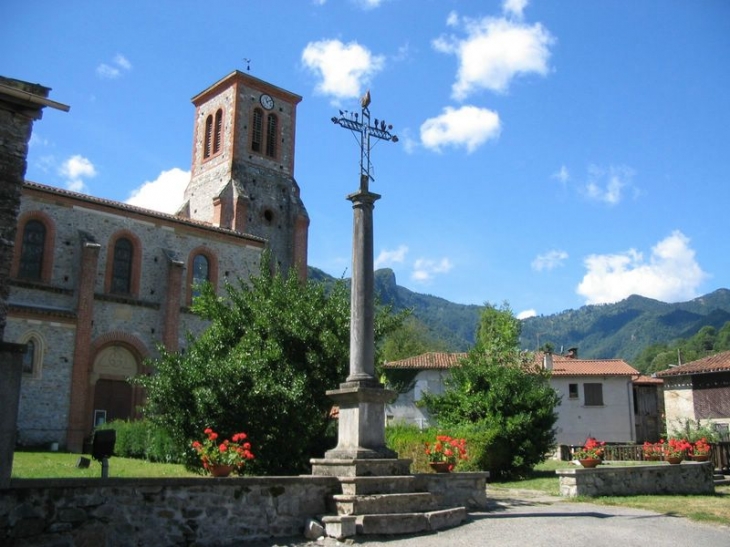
[422, 304, 560, 479]
[137, 265, 399, 475]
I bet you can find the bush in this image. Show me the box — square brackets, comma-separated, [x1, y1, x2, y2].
[96, 420, 180, 463]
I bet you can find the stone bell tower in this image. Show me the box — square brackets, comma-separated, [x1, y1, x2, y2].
[177, 71, 309, 279]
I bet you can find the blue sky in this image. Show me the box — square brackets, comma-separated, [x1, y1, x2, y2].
[3, 0, 729, 318]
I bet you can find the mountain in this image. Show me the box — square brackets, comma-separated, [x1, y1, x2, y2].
[308, 267, 730, 364]
[519, 289, 730, 364]
[308, 266, 482, 350]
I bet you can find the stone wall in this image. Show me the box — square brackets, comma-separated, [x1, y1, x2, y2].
[413, 472, 489, 510]
[556, 461, 715, 497]
[0, 476, 340, 546]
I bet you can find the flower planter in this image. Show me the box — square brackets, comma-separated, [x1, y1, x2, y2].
[578, 458, 601, 468]
[664, 456, 682, 465]
[691, 454, 710, 462]
[209, 464, 234, 477]
[429, 462, 452, 473]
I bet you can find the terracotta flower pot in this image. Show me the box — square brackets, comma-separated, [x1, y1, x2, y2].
[691, 454, 710, 462]
[429, 462, 452, 473]
[209, 464, 234, 477]
[578, 458, 601, 468]
[664, 456, 682, 465]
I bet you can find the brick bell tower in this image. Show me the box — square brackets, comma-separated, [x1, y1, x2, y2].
[178, 71, 309, 280]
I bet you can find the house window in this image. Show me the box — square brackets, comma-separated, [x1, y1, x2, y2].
[213, 109, 223, 154]
[111, 237, 133, 295]
[568, 383, 579, 399]
[204, 114, 213, 158]
[584, 383, 604, 406]
[265, 113, 278, 158]
[18, 220, 46, 280]
[191, 254, 210, 298]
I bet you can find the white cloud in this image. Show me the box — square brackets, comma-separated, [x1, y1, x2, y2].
[503, 0, 528, 19]
[420, 105, 501, 153]
[433, 14, 554, 99]
[375, 245, 408, 269]
[517, 308, 537, 320]
[96, 53, 132, 79]
[584, 164, 635, 206]
[301, 39, 385, 103]
[532, 250, 568, 272]
[411, 257, 453, 283]
[552, 165, 569, 184]
[576, 231, 708, 305]
[446, 11, 459, 27]
[125, 168, 190, 214]
[354, 0, 384, 8]
[59, 155, 96, 193]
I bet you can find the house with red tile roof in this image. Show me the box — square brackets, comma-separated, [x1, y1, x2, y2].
[383, 349, 650, 446]
[656, 350, 730, 440]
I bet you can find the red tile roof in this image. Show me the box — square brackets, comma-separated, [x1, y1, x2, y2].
[633, 374, 664, 385]
[655, 350, 730, 377]
[382, 352, 467, 370]
[546, 354, 640, 377]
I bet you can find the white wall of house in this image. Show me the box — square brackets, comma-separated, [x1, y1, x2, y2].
[551, 376, 636, 445]
[385, 369, 449, 429]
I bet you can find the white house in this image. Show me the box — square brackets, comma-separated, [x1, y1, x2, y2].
[383, 350, 641, 447]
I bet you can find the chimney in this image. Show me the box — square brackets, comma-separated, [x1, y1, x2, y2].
[566, 347, 578, 359]
[543, 352, 553, 371]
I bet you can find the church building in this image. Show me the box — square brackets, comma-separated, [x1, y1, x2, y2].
[5, 71, 309, 452]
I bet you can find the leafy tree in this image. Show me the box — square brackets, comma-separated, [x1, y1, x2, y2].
[422, 304, 560, 479]
[137, 264, 399, 475]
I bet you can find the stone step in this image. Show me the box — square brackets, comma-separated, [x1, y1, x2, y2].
[310, 458, 412, 477]
[714, 474, 730, 486]
[333, 492, 438, 515]
[339, 475, 416, 495]
[357, 507, 467, 535]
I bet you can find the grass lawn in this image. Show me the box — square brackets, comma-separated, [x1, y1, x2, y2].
[489, 460, 730, 527]
[11, 451, 197, 479]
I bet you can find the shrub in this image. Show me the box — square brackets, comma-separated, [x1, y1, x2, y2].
[96, 420, 180, 463]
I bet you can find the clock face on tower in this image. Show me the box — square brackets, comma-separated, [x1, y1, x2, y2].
[260, 94, 274, 110]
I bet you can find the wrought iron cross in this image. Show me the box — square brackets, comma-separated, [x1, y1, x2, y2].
[331, 90, 398, 192]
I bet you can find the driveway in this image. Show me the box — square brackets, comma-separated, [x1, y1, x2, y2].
[254, 487, 730, 547]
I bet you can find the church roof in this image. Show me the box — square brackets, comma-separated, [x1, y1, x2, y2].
[655, 350, 730, 377]
[22, 181, 266, 245]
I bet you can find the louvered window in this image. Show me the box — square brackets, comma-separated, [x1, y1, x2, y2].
[584, 383, 604, 406]
[265, 114, 278, 158]
[19, 220, 46, 281]
[204, 115, 213, 158]
[213, 109, 223, 154]
[251, 108, 263, 152]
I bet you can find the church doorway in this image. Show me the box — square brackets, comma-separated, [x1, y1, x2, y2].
[91, 344, 139, 426]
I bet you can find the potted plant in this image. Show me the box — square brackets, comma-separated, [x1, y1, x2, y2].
[662, 438, 691, 464]
[574, 437, 605, 467]
[642, 441, 663, 461]
[690, 438, 711, 462]
[192, 428, 255, 476]
[424, 435, 468, 472]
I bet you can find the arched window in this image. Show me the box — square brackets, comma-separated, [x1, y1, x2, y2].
[266, 114, 278, 158]
[213, 109, 223, 154]
[191, 254, 210, 298]
[22, 339, 35, 374]
[111, 237, 133, 295]
[18, 220, 46, 280]
[251, 108, 263, 153]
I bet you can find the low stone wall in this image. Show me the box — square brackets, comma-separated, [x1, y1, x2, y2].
[556, 461, 715, 497]
[1, 476, 340, 546]
[414, 472, 490, 510]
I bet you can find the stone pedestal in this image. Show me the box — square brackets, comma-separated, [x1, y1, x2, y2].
[0, 342, 25, 488]
[323, 383, 397, 460]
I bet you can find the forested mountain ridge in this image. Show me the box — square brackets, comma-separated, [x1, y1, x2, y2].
[308, 266, 730, 365]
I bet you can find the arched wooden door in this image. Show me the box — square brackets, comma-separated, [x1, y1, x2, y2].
[91, 345, 138, 426]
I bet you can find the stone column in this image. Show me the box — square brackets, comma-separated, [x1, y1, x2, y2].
[0, 342, 25, 488]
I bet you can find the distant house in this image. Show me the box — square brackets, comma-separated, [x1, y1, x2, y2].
[656, 350, 730, 441]
[383, 349, 643, 446]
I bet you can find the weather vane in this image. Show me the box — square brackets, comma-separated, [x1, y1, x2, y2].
[331, 90, 398, 193]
